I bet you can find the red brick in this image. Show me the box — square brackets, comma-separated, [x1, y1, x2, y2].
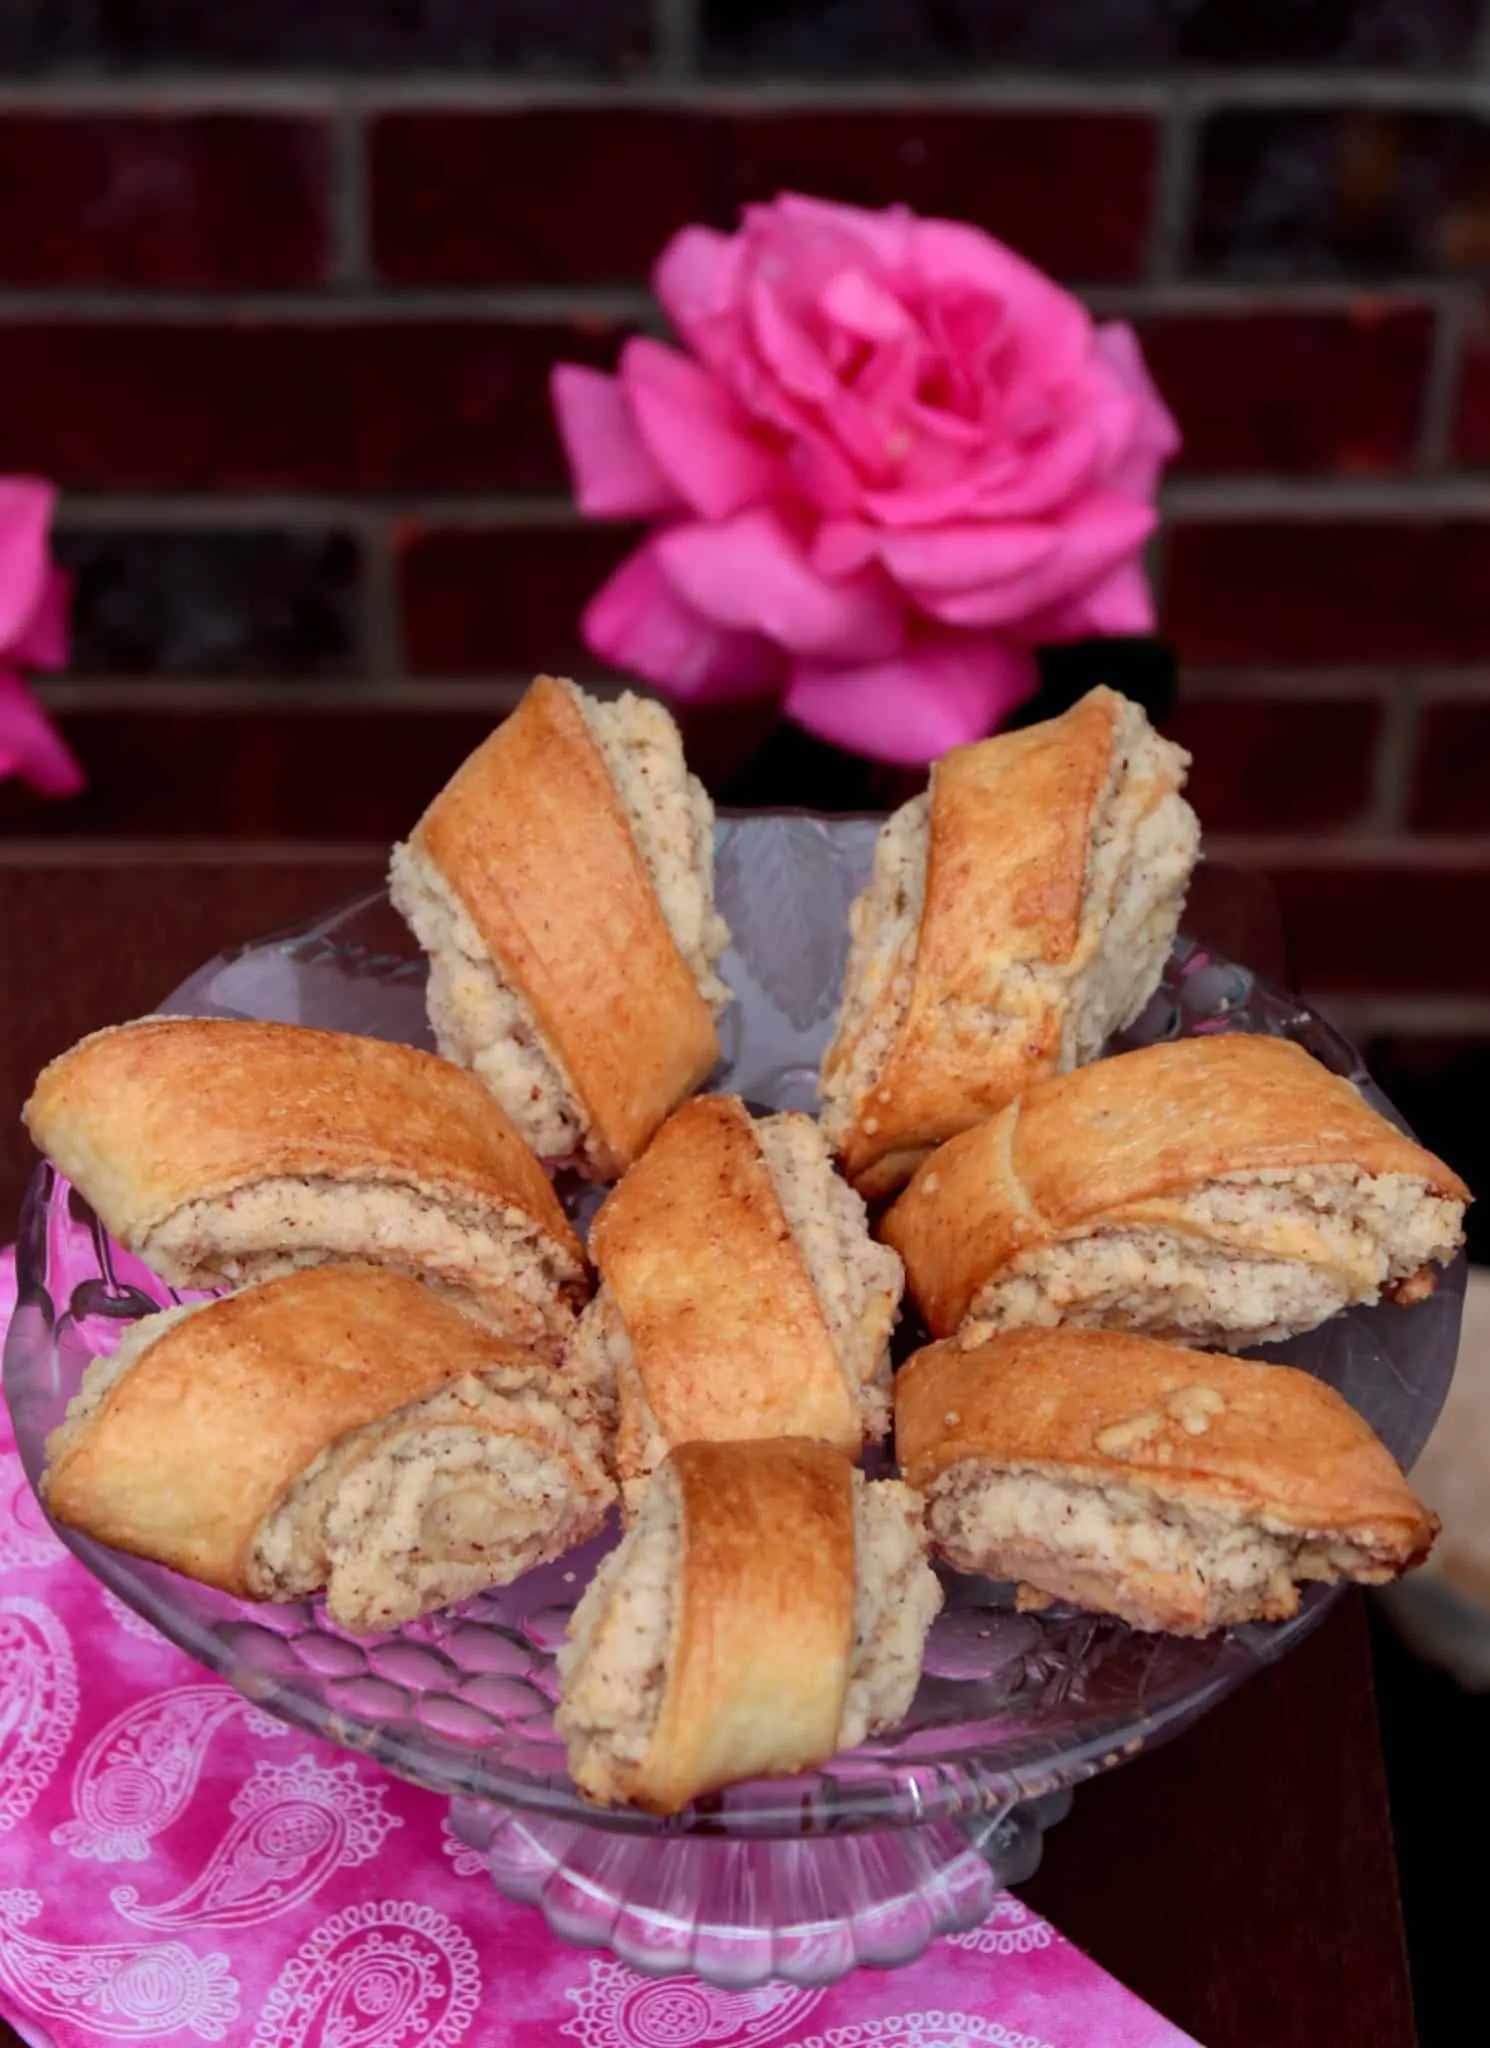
[1408, 700, 1490, 831]
[1449, 320, 1490, 463]
[0, 320, 623, 493]
[1164, 519, 1490, 664]
[372, 110, 713, 287]
[0, 704, 503, 841]
[0, 114, 331, 289]
[1257, 859, 1490, 992]
[397, 524, 637, 674]
[1137, 304, 1432, 475]
[1165, 696, 1382, 831]
[371, 106, 1156, 286]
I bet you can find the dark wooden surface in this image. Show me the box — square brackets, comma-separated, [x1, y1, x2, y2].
[0, 857, 1419, 2048]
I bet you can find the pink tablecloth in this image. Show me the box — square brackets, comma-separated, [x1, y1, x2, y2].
[0, 1252, 1198, 2047]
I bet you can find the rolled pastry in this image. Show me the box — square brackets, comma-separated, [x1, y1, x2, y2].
[819, 686, 1199, 1197]
[556, 1438, 941, 1813]
[569, 1095, 902, 1509]
[23, 1016, 588, 1355]
[895, 1325, 1438, 1635]
[391, 674, 731, 1180]
[42, 1266, 614, 1634]
[882, 1033, 1468, 1348]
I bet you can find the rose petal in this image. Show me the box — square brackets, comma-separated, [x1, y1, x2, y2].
[620, 338, 780, 521]
[653, 224, 749, 377]
[811, 518, 881, 578]
[861, 417, 1101, 527]
[657, 507, 905, 662]
[747, 274, 838, 406]
[920, 495, 1157, 629]
[910, 221, 1092, 382]
[582, 537, 782, 702]
[820, 266, 916, 346]
[550, 364, 682, 520]
[1024, 555, 1157, 642]
[786, 631, 1037, 766]
[0, 478, 59, 654]
[768, 193, 914, 272]
[0, 669, 83, 796]
[963, 420, 1105, 521]
[783, 426, 865, 516]
[1093, 322, 1181, 496]
[10, 564, 69, 671]
[875, 521, 1059, 594]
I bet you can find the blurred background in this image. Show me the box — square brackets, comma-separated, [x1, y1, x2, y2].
[2, 3, 1487, 1234]
[0, 8, 1486, 2029]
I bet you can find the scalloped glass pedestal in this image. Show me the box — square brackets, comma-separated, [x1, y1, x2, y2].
[4, 819, 1464, 1989]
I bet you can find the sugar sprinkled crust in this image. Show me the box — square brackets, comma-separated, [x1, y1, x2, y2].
[390, 840, 585, 1162]
[555, 1456, 683, 1787]
[968, 1165, 1467, 1349]
[576, 690, 731, 1014]
[753, 1111, 902, 1441]
[896, 1326, 1438, 1636]
[41, 1267, 615, 1635]
[22, 1015, 588, 1355]
[819, 795, 928, 1152]
[556, 1444, 940, 1811]
[883, 1034, 1470, 1347]
[391, 679, 730, 1175]
[819, 688, 1199, 1194]
[578, 1097, 903, 1513]
[144, 1175, 586, 1354]
[841, 1474, 943, 1747]
[250, 1361, 611, 1633]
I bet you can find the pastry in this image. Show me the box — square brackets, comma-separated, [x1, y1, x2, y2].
[895, 1325, 1438, 1634]
[23, 1016, 588, 1355]
[555, 1438, 941, 1813]
[819, 686, 1198, 1197]
[882, 1033, 1468, 1348]
[390, 675, 731, 1180]
[569, 1094, 902, 1509]
[42, 1266, 614, 1635]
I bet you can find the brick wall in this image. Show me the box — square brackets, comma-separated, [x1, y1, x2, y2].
[0, 0, 1488, 1194]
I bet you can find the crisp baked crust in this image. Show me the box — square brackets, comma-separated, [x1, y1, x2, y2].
[597, 1439, 856, 1814]
[24, 1014, 581, 1258]
[409, 675, 721, 1178]
[895, 1326, 1437, 1632]
[882, 1033, 1471, 1336]
[42, 1265, 587, 1596]
[588, 1096, 864, 1482]
[823, 687, 1196, 1195]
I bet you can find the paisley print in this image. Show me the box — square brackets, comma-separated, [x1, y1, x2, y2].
[54, 1684, 289, 1863]
[112, 1755, 400, 1929]
[0, 1597, 79, 1832]
[0, 1889, 239, 2041]
[251, 1899, 480, 2048]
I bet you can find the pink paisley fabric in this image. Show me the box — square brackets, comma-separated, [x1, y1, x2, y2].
[0, 1252, 1195, 2048]
[552, 195, 1178, 765]
[0, 481, 80, 799]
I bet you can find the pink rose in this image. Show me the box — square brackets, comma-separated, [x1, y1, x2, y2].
[0, 478, 80, 797]
[553, 194, 1179, 766]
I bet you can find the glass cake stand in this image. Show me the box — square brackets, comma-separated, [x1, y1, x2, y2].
[3, 818, 1465, 1989]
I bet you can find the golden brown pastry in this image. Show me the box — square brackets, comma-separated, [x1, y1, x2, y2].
[42, 1266, 614, 1634]
[569, 1094, 902, 1510]
[390, 674, 731, 1180]
[555, 1438, 941, 1814]
[883, 1033, 1468, 1349]
[22, 1016, 588, 1355]
[819, 687, 1198, 1197]
[895, 1325, 1437, 1635]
